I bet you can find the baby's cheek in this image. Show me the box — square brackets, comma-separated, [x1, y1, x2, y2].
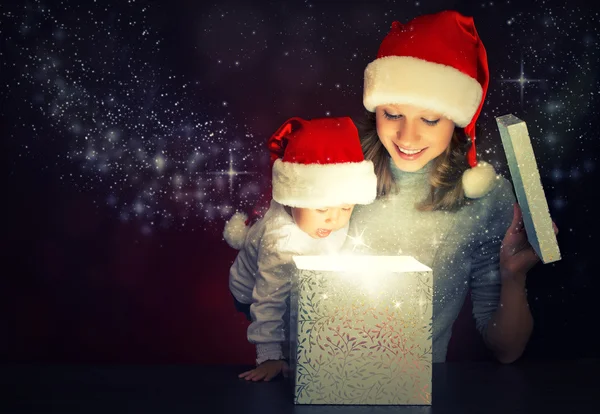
[337, 217, 350, 230]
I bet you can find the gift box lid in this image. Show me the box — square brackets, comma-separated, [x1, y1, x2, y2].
[292, 254, 432, 273]
[496, 113, 561, 264]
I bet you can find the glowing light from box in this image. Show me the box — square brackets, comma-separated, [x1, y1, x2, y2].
[293, 254, 431, 273]
[293, 254, 432, 303]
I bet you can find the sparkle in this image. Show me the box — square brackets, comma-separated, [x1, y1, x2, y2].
[5, 2, 265, 231]
[499, 52, 544, 107]
[347, 227, 372, 252]
[205, 152, 257, 195]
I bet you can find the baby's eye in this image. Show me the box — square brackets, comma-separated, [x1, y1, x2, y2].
[342, 207, 352, 211]
[422, 118, 440, 126]
[317, 209, 328, 213]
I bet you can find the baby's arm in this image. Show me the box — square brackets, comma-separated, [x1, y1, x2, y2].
[246, 232, 295, 371]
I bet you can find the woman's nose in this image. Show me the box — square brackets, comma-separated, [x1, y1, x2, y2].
[397, 120, 420, 144]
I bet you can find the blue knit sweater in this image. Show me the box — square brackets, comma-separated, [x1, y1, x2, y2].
[348, 159, 515, 362]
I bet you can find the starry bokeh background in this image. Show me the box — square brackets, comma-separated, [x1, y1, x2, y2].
[2, 0, 599, 364]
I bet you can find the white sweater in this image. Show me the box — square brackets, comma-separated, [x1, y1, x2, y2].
[229, 200, 349, 365]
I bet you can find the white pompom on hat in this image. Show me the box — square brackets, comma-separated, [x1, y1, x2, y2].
[223, 211, 249, 250]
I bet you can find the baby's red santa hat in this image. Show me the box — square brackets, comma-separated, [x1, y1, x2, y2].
[363, 10, 497, 198]
[269, 116, 377, 208]
[223, 116, 377, 249]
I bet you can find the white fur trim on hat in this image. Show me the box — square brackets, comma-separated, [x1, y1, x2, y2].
[462, 161, 497, 199]
[364, 56, 483, 126]
[223, 211, 249, 250]
[272, 159, 377, 208]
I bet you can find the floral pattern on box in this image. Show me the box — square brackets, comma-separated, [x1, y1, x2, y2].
[290, 268, 432, 405]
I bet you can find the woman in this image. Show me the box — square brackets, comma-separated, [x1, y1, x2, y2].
[350, 10, 557, 364]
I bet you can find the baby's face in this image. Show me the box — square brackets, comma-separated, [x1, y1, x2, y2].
[291, 205, 355, 239]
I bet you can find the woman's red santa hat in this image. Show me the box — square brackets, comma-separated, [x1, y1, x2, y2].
[363, 10, 497, 198]
[224, 116, 377, 249]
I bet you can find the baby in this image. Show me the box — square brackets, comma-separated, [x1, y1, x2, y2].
[223, 116, 377, 381]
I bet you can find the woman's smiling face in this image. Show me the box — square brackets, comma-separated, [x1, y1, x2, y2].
[375, 104, 456, 172]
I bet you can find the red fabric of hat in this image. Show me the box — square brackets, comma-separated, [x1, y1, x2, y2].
[268, 117, 377, 208]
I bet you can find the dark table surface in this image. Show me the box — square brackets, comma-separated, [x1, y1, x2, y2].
[2, 359, 599, 413]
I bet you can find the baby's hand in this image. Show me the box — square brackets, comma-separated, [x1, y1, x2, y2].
[238, 359, 287, 382]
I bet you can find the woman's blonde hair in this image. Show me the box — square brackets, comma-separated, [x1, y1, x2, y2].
[356, 111, 471, 212]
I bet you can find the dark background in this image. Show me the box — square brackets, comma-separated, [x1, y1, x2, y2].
[2, 0, 599, 365]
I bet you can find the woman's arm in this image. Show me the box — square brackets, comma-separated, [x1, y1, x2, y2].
[484, 273, 533, 364]
[484, 203, 557, 364]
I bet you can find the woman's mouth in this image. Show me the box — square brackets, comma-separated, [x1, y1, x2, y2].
[316, 228, 332, 238]
[395, 144, 427, 160]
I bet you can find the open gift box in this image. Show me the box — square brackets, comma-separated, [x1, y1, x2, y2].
[288, 254, 433, 405]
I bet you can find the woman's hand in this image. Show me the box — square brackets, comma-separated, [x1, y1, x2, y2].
[238, 359, 288, 382]
[500, 203, 558, 284]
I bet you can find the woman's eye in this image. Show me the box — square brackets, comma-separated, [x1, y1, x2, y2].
[383, 111, 402, 120]
[422, 118, 440, 126]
